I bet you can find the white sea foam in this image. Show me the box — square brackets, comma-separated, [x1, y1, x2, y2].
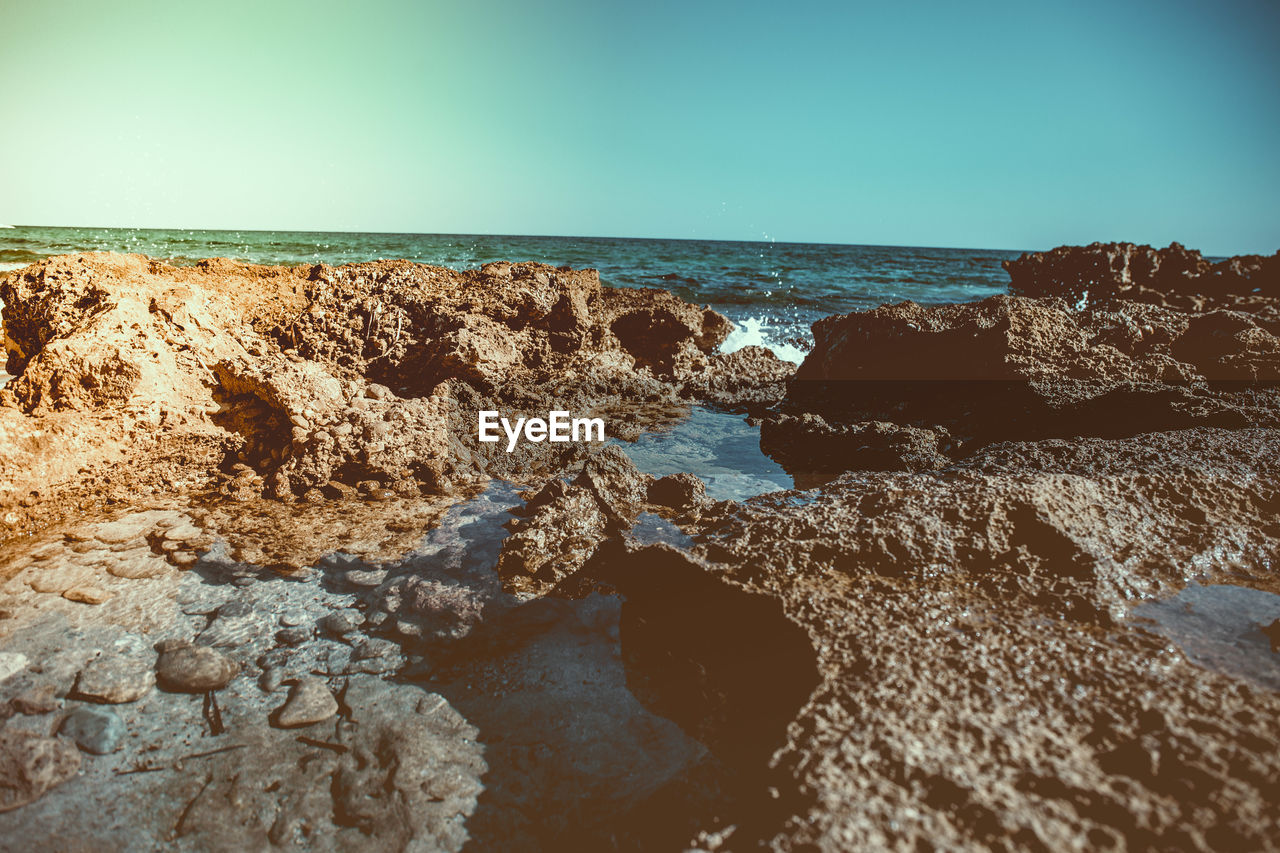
[719, 316, 806, 365]
[0, 262, 28, 272]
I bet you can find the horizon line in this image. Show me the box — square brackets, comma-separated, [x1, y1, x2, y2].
[3, 222, 1268, 259]
[3, 221, 1038, 256]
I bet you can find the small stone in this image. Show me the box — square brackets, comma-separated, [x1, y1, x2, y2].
[75, 656, 156, 704]
[392, 479, 421, 497]
[170, 550, 198, 568]
[318, 609, 362, 637]
[279, 608, 309, 627]
[647, 473, 707, 509]
[259, 666, 285, 693]
[0, 652, 28, 683]
[366, 383, 392, 401]
[271, 678, 338, 728]
[0, 729, 81, 811]
[276, 626, 311, 646]
[352, 637, 399, 661]
[345, 568, 388, 588]
[60, 705, 126, 755]
[323, 480, 357, 500]
[11, 685, 59, 715]
[64, 586, 115, 605]
[155, 646, 238, 693]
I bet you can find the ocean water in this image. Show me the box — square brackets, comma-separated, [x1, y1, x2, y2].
[0, 225, 1021, 362]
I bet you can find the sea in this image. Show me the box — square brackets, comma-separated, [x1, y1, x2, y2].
[0, 226, 1022, 364]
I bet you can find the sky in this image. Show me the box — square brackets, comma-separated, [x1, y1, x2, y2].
[0, 0, 1277, 254]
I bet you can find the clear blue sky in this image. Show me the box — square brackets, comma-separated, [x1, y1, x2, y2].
[1, 0, 1276, 254]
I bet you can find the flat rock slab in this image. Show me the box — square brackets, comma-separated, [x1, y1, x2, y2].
[272, 678, 338, 728]
[105, 551, 171, 580]
[75, 655, 156, 704]
[0, 729, 81, 812]
[63, 586, 114, 605]
[155, 646, 238, 693]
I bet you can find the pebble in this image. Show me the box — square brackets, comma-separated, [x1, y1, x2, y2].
[276, 626, 311, 646]
[0, 652, 28, 683]
[75, 656, 156, 704]
[318, 610, 362, 637]
[271, 678, 338, 728]
[12, 684, 60, 715]
[60, 705, 126, 754]
[170, 550, 198, 568]
[279, 608, 309, 627]
[352, 637, 399, 661]
[155, 645, 238, 693]
[345, 568, 388, 588]
[259, 666, 285, 693]
[63, 586, 115, 605]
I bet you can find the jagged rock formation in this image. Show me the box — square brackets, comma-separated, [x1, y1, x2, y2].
[773, 292, 1280, 463]
[4, 243, 1280, 851]
[487, 244, 1280, 850]
[0, 253, 790, 538]
[1003, 241, 1280, 313]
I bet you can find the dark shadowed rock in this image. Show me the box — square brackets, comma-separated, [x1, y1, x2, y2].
[1003, 241, 1279, 310]
[647, 473, 708, 510]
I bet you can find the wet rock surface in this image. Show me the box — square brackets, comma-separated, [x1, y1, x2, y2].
[2, 244, 1279, 849]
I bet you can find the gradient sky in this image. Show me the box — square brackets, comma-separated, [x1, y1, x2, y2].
[1, 0, 1277, 254]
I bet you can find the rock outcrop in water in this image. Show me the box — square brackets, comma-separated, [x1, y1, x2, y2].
[1002, 241, 1280, 314]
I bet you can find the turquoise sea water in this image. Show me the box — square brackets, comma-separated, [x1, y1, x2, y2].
[0, 225, 1020, 360]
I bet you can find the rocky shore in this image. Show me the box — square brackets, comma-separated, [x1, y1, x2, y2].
[1, 243, 1278, 850]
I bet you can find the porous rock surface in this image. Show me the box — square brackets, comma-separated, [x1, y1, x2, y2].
[1003, 241, 1280, 312]
[492, 245, 1280, 850]
[3, 244, 1280, 850]
[0, 252, 786, 537]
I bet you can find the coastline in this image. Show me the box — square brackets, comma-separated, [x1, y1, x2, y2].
[0, 243, 1278, 848]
